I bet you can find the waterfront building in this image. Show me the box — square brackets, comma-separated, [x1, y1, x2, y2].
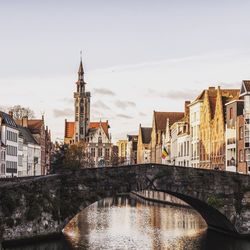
[16, 116, 51, 175]
[64, 58, 112, 167]
[137, 124, 152, 164]
[189, 96, 203, 168]
[167, 102, 190, 167]
[151, 111, 184, 164]
[0, 116, 6, 177]
[126, 135, 138, 165]
[117, 139, 128, 164]
[225, 99, 244, 173]
[18, 125, 41, 176]
[199, 86, 239, 170]
[17, 130, 24, 176]
[0, 112, 19, 177]
[240, 80, 250, 174]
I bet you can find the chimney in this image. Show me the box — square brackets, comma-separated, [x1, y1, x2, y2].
[22, 116, 28, 128]
[184, 101, 191, 117]
[208, 87, 215, 91]
[9, 111, 13, 118]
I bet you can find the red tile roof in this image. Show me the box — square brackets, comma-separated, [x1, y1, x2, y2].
[89, 121, 110, 138]
[154, 111, 184, 131]
[65, 122, 75, 138]
[64, 121, 110, 139]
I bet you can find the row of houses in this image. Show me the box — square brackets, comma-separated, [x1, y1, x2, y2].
[118, 81, 250, 175]
[0, 112, 52, 177]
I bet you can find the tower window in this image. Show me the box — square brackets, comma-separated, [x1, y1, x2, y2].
[80, 127, 84, 135]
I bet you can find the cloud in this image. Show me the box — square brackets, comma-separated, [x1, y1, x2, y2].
[139, 112, 147, 116]
[92, 100, 110, 110]
[93, 88, 115, 96]
[116, 114, 133, 119]
[114, 100, 136, 109]
[61, 97, 74, 104]
[53, 108, 73, 118]
[149, 88, 198, 101]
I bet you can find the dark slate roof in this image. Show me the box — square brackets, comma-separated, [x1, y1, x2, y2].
[141, 127, 152, 144]
[18, 126, 38, 145]
[243, 80, 250, 91]
[0, 111, 17, 128]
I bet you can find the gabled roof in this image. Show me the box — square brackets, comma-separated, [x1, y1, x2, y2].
[15, 119, 44, 134]
[65, 121, 110, 139]
[240, 80, 250, 96]
[65, 121, 75, 138]
[18, 126, 38, 145]
[141, 127, 152, 144]
[89, 121, 110, 138]
[0, 112, 17, 128]
[154, 111, 184, 131]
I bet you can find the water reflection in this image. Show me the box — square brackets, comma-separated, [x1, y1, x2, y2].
[3, 195, 250, 250]
[63, 195, 206, 250]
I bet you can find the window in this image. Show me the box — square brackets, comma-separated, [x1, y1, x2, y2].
[240, 150, 244, 162]
[229, 107, 233, 119]
[80, 127, 84, 135]
[18, 155, 23, 166]
[98, 136, 102, 144]
[240, 126, 244, 140]
[105, 148, 110, 158]
[91, 148, 95, 157]
[98, 148, 102, 157]
[1, 164, 5, 174]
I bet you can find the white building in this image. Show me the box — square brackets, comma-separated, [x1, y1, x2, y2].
[18, 126, 41, 176]
[17, 133, 24, 176]
[170, 119, 190, 167]
[88, 121, 112, 167]
[0, 116, 6, 177]
[0, 112, 19, 177]
[189, 98, 203, 168]
[240, 80, 250, 174]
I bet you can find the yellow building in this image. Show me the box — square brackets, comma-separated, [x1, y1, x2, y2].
[199, 86, 239, 170]
[137, 124, 152, 164]
[116, 140, 128, 163]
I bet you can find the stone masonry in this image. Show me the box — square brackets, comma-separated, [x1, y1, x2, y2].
[0, 164, 250, 243]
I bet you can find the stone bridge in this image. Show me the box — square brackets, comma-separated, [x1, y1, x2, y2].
[1, 164, 250, 243]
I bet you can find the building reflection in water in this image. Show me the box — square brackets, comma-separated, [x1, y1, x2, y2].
[63, 193, 207, 250]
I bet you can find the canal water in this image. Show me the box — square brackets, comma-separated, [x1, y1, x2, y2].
[3, 195, 250, 250]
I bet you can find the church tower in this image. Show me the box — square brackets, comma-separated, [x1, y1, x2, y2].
[74, 55, 91, 142]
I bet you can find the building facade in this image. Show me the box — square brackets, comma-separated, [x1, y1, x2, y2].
[225, 100, 244, 172]
[151, 111, 184, 164]
[0, 112, 19, 177]
[240, 80, 250, 174]
[189, 98, 203, 168]
[199, 87, 239, 170]
[127, 135, 138, 165]
[137, 125, 152, 164]
[117, 139, 128, 164]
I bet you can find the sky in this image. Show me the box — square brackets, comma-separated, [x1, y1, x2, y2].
[1, 0, 250, 142]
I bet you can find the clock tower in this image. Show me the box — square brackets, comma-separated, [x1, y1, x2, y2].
[74, 56, 91, 142]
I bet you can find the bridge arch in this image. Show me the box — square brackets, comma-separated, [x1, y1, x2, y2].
[0, 164, 250, 243]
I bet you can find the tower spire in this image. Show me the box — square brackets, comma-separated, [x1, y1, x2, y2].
[78, 50, 84, 76]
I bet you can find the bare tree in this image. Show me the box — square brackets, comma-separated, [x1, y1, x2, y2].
[8, 105, 35, 119]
